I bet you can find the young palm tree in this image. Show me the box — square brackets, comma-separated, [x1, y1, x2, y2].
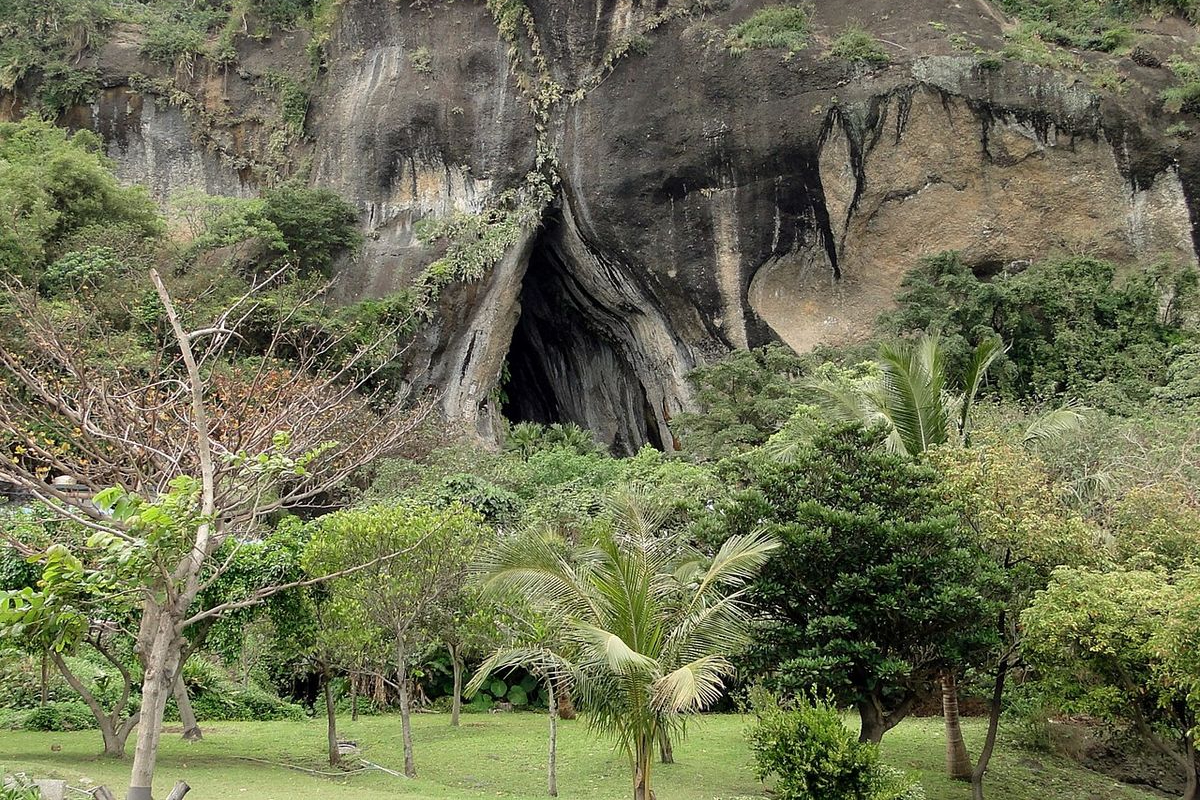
[471, 493, 778, 800]
[808, 332, 1083, 784]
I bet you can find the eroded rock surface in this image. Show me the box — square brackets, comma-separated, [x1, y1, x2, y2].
[22, 0, 1200, 451]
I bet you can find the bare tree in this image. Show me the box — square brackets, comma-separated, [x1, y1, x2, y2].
[0, 269, 431, 800]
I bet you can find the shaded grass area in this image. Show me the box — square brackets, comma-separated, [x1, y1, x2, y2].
[0, 713, 1162, 800]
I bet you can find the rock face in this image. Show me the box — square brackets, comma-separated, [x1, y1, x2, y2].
[30, 0, 1200, 451]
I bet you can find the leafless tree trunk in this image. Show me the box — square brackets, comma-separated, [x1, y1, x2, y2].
[350, 675, 359, 722]
[971, 655, 1011, 800]
[324, 665, 340, 767]
[450, 644, 463, 727]
[128, 604, 184, 800]
[942, 670, 972, 780]
[547, 678, 558, 797]
[173, 676, 201, 742]
[658, 728, 674, 764]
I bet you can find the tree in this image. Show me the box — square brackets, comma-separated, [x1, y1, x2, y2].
[727, 424, 997, 744]
[433, 582, 506, 727]
[469, 610, 572, 797]
[0, 118, 161, 280]
[0, 270, 428, 800]
[1023, 567, 1200, 800]
[0, 511, 143, 756]
[885, 251, 1200, 411]
[304, 501, 486, 778]
[809, 331, 1080, 777]
[670, 344, 809, 460]
[472, 491, 779, 800]
[929, 440, 1096, 799]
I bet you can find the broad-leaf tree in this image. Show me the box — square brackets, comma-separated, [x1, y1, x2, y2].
[1023, 567, 1200, 800]
[303, 501, 486, 778]
[727, 424, 997, 744]
[0, 269, 428, 800]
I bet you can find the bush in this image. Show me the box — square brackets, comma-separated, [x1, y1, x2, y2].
[22, 701, 98, 732]
[726, 5, 811, 55]
[747, 689, 922, 800]
[260, 185, 362, 276]
[748, 689, 879, 800]
[41, 246, 123, 296]
[828, 24, 890, 66]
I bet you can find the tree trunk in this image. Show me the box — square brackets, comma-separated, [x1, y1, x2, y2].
[324, 668, 340, 767]
[658, 728, 674, 764]
[173, 676, 201, 742]
[350, 675, 359, 722]
[970, 656, 1010, 800]
[164, 781, 190, 800]
[397, 639, 416, 778]
[50, 651, 132, 758]
[942, 670, 972, 781]
[1181, 733, 1198, 800]
[633, 735, 654, 800]
[450, 646, 463, 728]
[556, 688, 577, 721]
[127, 608, 183, 800]
[547, 679, 558, 798]
[99, 721, 126, 758]
[857, 699, 886, 744]
[40, 651, 48, 707]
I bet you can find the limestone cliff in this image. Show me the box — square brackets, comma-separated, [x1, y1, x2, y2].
[16, 0, 1200, 451]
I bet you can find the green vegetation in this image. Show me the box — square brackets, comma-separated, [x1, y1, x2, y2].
[726, 5, 811, 56]
[748, 689, 922, 800]
[885, 252, 1199, 412]
[724, 425, 997, 743]
[0, 714, 1167, 799]
[0, 119, 161, 282]
[828, 24, 890, 67]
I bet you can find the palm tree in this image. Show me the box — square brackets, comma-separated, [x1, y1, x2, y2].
[808, 332, 1083, 783]
[470, 492, 778, 800]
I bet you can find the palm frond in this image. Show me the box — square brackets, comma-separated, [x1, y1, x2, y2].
[652, 655, 733, 713]
[1022, 403, 1087, 447]
[571, 623, 658, 676]
[959, 335, 1005, 440]
[879, 338, 951, 455]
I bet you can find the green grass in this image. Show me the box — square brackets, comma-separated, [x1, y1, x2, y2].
[0, 713, 1162, 800]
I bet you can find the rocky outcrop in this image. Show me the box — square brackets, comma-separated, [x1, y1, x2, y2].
[29, 0, 1200, 452]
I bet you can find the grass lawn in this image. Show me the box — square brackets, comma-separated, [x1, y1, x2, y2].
[0, 713, 1161, 800]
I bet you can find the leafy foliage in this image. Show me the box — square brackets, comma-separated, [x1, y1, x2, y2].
[726, 4, 811, 55]
[472, 491, 778, 799]
[828, 24, 890, 66]
[670, 344, 809, 460]
[0, 119, 161, 281]
[886, 252, 1199, 411]
[747, 688, 923, 800]
[1022, 566, 1200, 787]
[724, 425, 998, 741]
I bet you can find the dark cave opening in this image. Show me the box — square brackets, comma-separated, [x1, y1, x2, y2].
[499, 212, 664, 455]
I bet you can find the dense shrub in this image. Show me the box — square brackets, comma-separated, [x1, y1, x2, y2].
[21, 701, 98, 732]
[886, 252, 1199, 411]
[726, 5, 811, 55]
[669, 343, 808, 460]
[828, 24, 890, 66]
[995, 0, 1194, 52]
[261, 185, 362, 276]
[188, 681, 305, 722]
[748, 689, 923, 800]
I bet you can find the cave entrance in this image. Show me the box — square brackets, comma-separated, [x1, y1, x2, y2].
[499, 210, 664, 455]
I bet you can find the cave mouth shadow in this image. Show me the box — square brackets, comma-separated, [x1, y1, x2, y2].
[498, 211, 664, 455]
